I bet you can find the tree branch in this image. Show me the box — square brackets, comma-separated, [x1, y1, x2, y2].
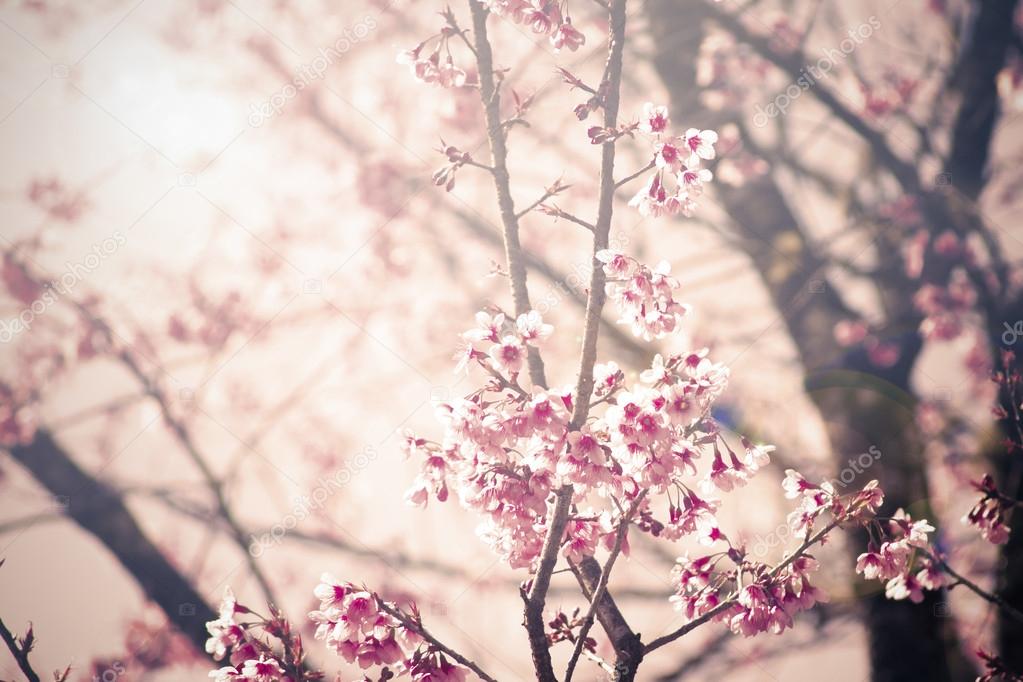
[565, 492, 645, 681]
[929, 551, 1023, 626]
[6, 431, 219, 655]
[377, 602, 499, 682]
[0, 617, 41, 682]
[468, 0, 547, 389]
[569, 0, 627, 431]
[562, 3, 645, 679]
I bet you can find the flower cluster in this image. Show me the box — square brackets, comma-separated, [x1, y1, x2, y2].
[855, 509, 944, 603]
[913, 269, 976, 341]
[309, 575, 411, 668]
[206, 580, 470, 682]
[672, 553, 826, 637]
[781, 470, 882, 534]
[670, 474, 884, 637]
[483, 1, 585, 52]
[406, 309, 571, 569]
[831, 319, 902, 368]
[628, 103, 718, 218]
[307, 574, 467, 681]
[397, 19, 468, 89]
[451, 309, 553, 377]
[405, 285, 795, 579]
[963, 474, 1012, 545]
[596, 250, 690, 340]
[205, 588, 312, 682]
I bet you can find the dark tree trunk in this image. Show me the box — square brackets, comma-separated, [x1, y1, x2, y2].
[987, 295, 1023, 671]
[643, 3, 974, 679]
[7, 431, 218, 656]
[945, 0, 1021, 667]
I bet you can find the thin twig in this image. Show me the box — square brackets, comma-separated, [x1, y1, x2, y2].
[516, 184, 564, 219]
[568, 0, 627, 431]
[377, 602, 499, 682]
[549, 209, 597, 232]
[928, 551, 1023, 625]
[464, 159, 496, 173]
[467, 0, 547, 390]
[0, 617, 41, 682]
[614, 160, 654, 189]
[562, 3, 644, 678]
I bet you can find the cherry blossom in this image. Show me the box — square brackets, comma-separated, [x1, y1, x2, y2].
[515, 310, 553, 345]
[639, 102, 670, 134]
[683, 128, 719, 164]
[209, 667, 242, 682]
[397, 18, 470, 89]
[963, 474, 1012, 544]
[488, 335, 527, 375]
[7, 0, 1020, 680]
[666, 475, 886, 640]
[550, 20, 585, 52]
[654, 138, 687, 173]
[240, 656, 285, 682]
[203, 588, 316, 679]
[625, 104, 718, 217]
[854, 508, 951, 605]
[595, 250, 691, 340]
[629, 172, 699, 217]
[306, 576, 469, 680]
[482, 0, 585, 52]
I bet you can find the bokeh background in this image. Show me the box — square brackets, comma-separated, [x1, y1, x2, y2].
[1, 0, 1021, 679]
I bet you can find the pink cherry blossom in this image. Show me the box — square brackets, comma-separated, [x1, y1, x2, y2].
[625, 106, 718, 218]
[488, 335, 526, 375]
[551, 20, 585, 51]
[639, 102, 670, 134]
[516, 310, 553, 345]
[654, 139, 686, 172]
[885, 573, 925, 603]
[683, 127, 718, 164]
[963, 475, 1012, 544]
[239, 656, 284, 682]
[596, 251, 690, 340]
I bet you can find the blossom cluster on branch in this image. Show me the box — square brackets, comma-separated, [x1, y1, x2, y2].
[668, 473, 883, 637]
[854, 509, 943, 603]
[596, 249, 690, 340]
[194, 0, 1023, 678]
[404, 301, 762, 572]
[205, 582, 471, 682]
[205, 588, 317, 682]
[482, 0, 585, 52]
[627, 104, 718, 218]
